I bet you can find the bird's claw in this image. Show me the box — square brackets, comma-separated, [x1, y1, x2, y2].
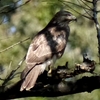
[47, 69, 52, 77]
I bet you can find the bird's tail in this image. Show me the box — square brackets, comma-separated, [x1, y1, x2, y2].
[20, 65, 41, 91]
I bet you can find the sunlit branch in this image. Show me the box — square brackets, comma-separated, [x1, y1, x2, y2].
[63, 0, 91, 10]
[97, 10, 100, 13]
[0, 0, 31, 14]
[83, 0, 93, 3]
[92, 0, 100, 63]
[77, 0, 92, 17]
[0, 37, 30, 53]
[2, 55, 25, 86]
[0, 0, 31, 24]
[81, 0, 92, 9]
[62, 2, 92, 20]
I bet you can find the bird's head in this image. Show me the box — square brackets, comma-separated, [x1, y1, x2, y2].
[55, 10, 77, 23]
[48, 10, 77, 28]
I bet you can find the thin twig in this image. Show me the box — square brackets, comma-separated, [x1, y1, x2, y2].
[97, 10, 100, 13]
[0, 78, 5, 81]
[7, 55, 25, 81]
[81, 0, 92, 9]
[83, 0, 93, 3]
[62, 2, 92, 20]
[2, 55, 25, 86]
[0, 0, 31, 24]
[77, 0, 92, 17]
[13, 54, 26, 74]
[0, 37, 30, 53]
[0, 0, 31, 14]
[63, 0, 91, 10]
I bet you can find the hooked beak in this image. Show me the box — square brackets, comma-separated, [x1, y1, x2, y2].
[71, 15, 77, 21]
[67, 15, 77, 22]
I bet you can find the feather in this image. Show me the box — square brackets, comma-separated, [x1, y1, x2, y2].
[20, 65, 42, 91]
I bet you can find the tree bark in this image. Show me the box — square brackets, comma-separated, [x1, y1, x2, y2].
[0, 74, 100, 100]
[0, 55, 97, 100]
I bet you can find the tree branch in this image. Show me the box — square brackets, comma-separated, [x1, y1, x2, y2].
[0, 74, 100, 99]
[0, 0, 31, 14]
[0, 55, 97, 100]
[62, 1, 92, 20]
[0, 37, 30, 53]
[92, 0, 100, 63]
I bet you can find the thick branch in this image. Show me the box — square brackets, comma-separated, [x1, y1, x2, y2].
[0, 55, 97, 99]
[92, 0, 100, 61]
[0, 74, 100, 99]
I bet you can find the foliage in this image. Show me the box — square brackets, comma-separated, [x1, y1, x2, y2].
[0, 0, 100, 100]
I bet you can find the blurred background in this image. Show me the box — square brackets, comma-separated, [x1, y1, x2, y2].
[0, 0, 100, 100]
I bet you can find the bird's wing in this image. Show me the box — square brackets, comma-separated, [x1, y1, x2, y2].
[21, 34, 52, 78]
[25, 34, 53, 67]
[26, 28, 68, 67]
[20, 33, 54, 91]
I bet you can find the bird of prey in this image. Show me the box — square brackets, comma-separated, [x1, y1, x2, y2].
[20, 10, 76, 91]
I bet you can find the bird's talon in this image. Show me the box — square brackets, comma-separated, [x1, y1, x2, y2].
[47, 69, 52, 77]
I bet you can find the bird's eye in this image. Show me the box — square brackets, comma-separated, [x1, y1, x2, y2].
[65, 14, 73, 20]
[67, 14, 72, 17]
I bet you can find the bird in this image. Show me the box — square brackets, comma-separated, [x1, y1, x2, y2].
[20, 10, 77, 91]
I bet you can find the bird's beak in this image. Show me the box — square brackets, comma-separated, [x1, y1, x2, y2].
[66, 15, 77, 22]
[71, 15, 77, 21]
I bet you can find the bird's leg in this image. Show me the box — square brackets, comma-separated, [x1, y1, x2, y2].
[48, 68, 52, 74]
[47, 62, 55, 76]
[48, 65, 53, 74]
[47, 56, 57, 77]
[47, 65, 53, 77]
